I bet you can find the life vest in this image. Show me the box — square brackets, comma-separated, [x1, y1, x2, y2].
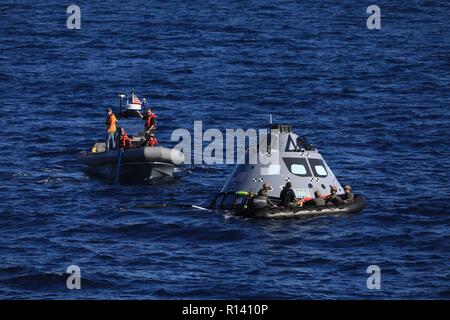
[119, 133, 131, 149]
[145, 113, 157, 129]
[147, 137, 158, 147]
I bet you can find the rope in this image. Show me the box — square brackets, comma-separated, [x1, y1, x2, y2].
[136, 203, 209, 210]
[114, 149, 123, 186]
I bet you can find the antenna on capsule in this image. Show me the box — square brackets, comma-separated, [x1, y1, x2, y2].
[267, 114, 273, 154]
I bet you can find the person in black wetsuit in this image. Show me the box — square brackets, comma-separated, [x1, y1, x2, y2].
[326, 185, 344, 205]
[313, 191, 326, 206]
[342, 185, 355, 203]
[257, 183, 277, 207]
[279, 182, 298, 207]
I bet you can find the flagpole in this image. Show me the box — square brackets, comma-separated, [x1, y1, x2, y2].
[117, 92, 125, 117]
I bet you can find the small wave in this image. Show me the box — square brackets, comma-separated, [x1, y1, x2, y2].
[172, 68, 193, 75]
[1, 272, 109, 290]
[12, 172, 30, 178]
[37, 177, 52, 184]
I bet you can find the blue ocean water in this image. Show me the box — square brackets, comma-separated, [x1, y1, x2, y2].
[0, 0, 449, 299]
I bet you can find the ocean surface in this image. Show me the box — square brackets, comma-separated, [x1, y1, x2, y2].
[0, 0, 449, 299]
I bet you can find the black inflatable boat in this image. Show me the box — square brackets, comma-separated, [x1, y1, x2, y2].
[211, 191, 365, 220]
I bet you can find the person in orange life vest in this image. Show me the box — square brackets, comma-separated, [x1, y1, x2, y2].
[106, 108, 118, 150]
[118, 127, 132, 149]
[137, 108, 157, 133]
[147, 132, 158, 147]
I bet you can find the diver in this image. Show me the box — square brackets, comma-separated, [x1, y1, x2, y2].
[342, 185, 354, 203]
[313, 191, 326, 206]
[257, 183, 277, 208]
[118, 127, 132, 150]
[137, 108, 157, 134]
[106, 108, 118, 150]
[326, 185, 344, 205]
[279, 182, 301, 208]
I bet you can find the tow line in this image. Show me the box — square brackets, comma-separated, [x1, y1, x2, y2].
[136, 203, 209, 211]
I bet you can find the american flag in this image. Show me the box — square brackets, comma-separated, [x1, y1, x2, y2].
[131, 91, 142, 105]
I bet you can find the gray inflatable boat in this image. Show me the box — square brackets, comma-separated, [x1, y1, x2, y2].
[79, 141, 184, 182]
[79, 91, 185, 182]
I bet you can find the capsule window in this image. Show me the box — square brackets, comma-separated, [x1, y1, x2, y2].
[316, 166, 327, 176]
[282, 157, 312, 177]
[308, 158, 328, 178]
[291, 164, 307, 175]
